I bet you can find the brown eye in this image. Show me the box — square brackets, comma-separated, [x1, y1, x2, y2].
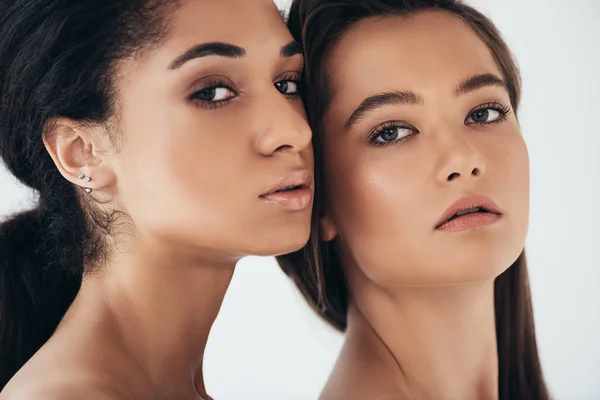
[193, 86, 235, 102]
[275, 80, 299, 95]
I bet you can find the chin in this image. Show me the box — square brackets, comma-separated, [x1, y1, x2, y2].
[427, 247, 523, 285]
[363, 245, 523, 288]
[243, 225, 311, 257]
[423, 232, 526, 282]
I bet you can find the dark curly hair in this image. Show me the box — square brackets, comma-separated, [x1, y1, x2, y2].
[0, 0, 178, 388]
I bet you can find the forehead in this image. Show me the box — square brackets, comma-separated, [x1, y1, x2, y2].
[164, 0, 291, 56]
[325, 11, 502, 104]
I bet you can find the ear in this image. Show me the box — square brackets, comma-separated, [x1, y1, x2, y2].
[319, 213, 338, 242]
[43, 118, 116, 193]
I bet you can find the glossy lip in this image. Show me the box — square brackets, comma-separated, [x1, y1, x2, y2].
[435, 194, 503, 230]
[259, 169, 314, 211]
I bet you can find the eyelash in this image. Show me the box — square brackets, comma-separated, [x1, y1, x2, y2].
[188, 78, 239, 110]
[277, 73, 303, 100]
[188, 74, 303, 110]
[465, 101, 511, 126]
[367, 121, 418, 149]
[367, 101, 511, 148]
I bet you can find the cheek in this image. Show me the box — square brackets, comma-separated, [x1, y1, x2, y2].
[509, 134, 530, 209]
[116, 104, 250, 239]
[484, 128, 530, 223]
[324, 141, 431, 283]
[498, 130, 530, 241]
[469, 130, 530, 278]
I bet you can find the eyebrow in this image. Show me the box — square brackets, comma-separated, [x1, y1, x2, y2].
[280, 40, 303, 58]
[345, 90, 423, 129]
[343, 73, 508, 130]
[169, 40, 303, 70]
[454, 73, 508, 96]
[169, 42, 245, 70]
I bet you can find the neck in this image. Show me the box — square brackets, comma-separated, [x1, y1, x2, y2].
[347, 280, 498, 400]
[64, 239, 236, 399]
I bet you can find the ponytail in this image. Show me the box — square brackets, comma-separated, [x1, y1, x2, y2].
[0, 183, 84, 388]
[0, 0, 175, 387]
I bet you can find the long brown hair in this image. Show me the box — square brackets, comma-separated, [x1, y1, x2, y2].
[276, 1, 550, 399]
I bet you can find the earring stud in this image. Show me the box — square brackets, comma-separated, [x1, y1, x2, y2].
[79, 174, 92, 193]
[79, 174, 92, 182]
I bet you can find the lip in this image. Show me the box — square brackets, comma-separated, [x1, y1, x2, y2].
[435, 194, 503, 231]
[259, 170, 314, 211]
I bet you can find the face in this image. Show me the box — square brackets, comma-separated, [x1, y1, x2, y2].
[320, 11, 529, 287]
[106, 0, 313, 259]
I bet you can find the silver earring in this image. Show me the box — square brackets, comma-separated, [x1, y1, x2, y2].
[79, 174, 92, 193]
[79, 174, 92, 183]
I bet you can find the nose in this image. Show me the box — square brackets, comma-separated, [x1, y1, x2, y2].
[255, 92, 312, 157]
[435, 134, 486, 184]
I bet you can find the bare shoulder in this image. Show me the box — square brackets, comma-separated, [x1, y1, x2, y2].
[1, 377, 132, 400]
[1, 320, 149, 400]
[1, 344, 135, 400]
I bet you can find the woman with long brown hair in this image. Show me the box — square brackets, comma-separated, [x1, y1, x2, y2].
[278, 0, 550, 398]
